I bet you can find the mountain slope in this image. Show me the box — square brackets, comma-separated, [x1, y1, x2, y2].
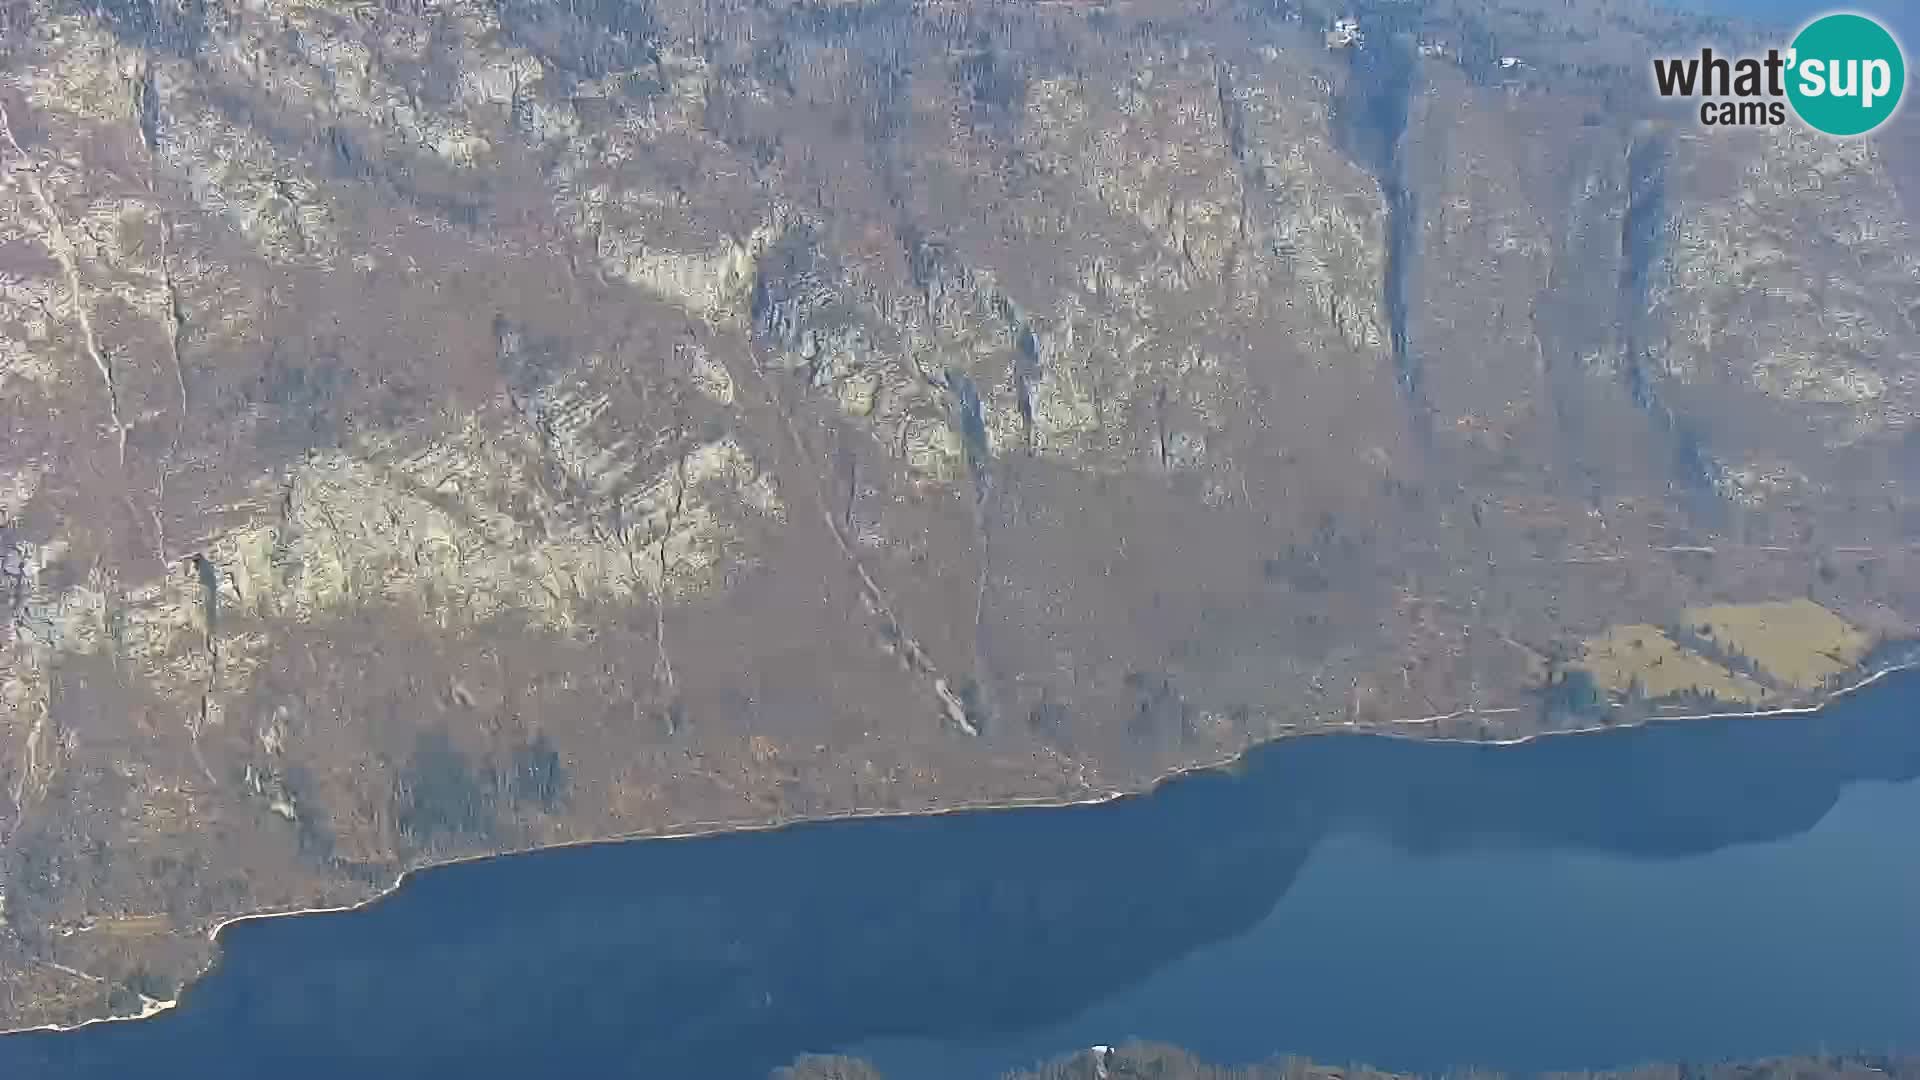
[1, 0, 1917, 1029]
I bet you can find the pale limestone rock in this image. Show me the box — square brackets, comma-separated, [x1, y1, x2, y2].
[162, 107, 341, 266]
[1021, 62, 1245, 287]
[0, 271, 60, 391]
[1657, 125, 1920, 445]
[900, 415, 967, 483]
[716, 47, 1378, 490]
[1714, 460, 1808, 509]
[0, 468, 40, 519]
[611, 238, 762, 320]
[1, 387, 784, 725]
[572, 183, 785, 322]
[1234, 62, 1389, 355]
[193, 0, 544, 168]
[3, 44, 174, 398]
[11, 13, 143, 127]
[685, 345, 737, 406]
[613, 47, 715, 143]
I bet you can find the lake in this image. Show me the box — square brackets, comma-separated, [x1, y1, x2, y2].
[2, 673, 1917, 1079]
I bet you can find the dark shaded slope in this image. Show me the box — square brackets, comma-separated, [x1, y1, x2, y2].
[1334, 32, 1422, 415]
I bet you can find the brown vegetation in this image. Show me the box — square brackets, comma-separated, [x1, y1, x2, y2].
[776, 1042, 1920, 1080]
[1, 0, 1917, 1031]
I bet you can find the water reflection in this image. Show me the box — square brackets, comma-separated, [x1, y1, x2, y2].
[5, 675, 1919, 1079]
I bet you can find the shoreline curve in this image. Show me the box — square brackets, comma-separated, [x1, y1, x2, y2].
[5, 655, 1915, 1041]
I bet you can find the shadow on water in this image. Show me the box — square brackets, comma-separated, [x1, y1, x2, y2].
[5, 674, 1920, 1079]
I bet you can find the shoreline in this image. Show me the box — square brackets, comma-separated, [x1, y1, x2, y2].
[5, 655, 1915, 1040]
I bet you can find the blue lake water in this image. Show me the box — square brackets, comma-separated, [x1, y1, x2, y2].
[2, 672, 1917, 1079]
[861, 756, 1920, 1078]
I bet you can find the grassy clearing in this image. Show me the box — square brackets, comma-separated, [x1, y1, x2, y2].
[89, 915, 172, 939]
[1681, 599, 1871, 690]
[1575, 624, 1771, 705]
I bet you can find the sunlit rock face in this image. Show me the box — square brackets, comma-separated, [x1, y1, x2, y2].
[746, 39, 1395, 499]
[2, 0, 1919, 1031]
[1659, 133, 1908, 408]
[1652, 126, 1920, 472]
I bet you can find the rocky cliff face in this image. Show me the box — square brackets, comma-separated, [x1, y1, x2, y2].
[0, 0, 1917, 1028]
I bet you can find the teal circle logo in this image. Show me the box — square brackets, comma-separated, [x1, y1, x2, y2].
[1787, 13, 1905, 136]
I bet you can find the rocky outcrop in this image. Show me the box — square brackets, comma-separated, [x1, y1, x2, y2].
[0, 0, 1917, 1031]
